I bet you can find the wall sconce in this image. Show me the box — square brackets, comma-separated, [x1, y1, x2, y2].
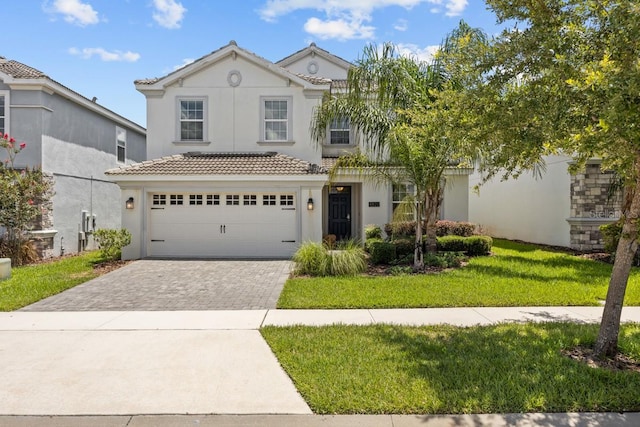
[307, 197, 314, 210]
[125, 197, 134, 210]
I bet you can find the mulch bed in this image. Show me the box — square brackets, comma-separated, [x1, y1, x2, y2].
[562, 346, 640, 373]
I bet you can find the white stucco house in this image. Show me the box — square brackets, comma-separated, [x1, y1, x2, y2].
[468, 155, 621, 251]
[106, 41, 471, 259]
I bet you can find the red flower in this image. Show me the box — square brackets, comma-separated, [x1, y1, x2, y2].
[19, 143, 26, 149]
[28, 199, 34, 205]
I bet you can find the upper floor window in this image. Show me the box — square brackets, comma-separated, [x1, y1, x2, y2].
[116, 127, 126, 163]
[330, 117, 350, 145]
[0, 93, 7, 136]
[261, 97, 292, 142]
[178, 98, 205, 141]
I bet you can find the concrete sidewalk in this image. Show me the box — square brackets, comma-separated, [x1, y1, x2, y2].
[1, 307, 639, 425]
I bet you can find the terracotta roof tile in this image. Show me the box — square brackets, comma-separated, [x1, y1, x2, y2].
[0, 58, 47, 79]
[106, 152, 327, 176]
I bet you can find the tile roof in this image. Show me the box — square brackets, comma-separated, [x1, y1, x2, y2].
[0, 58, 47, 79]
[106, 152, 328, 176]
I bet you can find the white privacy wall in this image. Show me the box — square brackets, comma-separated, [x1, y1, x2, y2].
[468, 155, 572, 247]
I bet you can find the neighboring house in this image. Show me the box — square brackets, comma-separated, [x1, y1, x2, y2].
[468, 155, 621, 251]
[0, 56, 146, 257]
[107, 41, 471, 259]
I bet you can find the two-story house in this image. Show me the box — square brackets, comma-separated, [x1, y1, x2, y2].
[107, 41, 470, 259]
[0, 56, 146, 257]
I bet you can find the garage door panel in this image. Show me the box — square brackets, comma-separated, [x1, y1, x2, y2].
[148, 192, 298, 258]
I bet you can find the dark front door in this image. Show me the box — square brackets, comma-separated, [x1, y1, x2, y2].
[328, 187, 351, 240]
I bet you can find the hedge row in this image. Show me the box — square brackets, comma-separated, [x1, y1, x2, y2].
[383, 220, 477, 238]
[367, 235, 492, 265]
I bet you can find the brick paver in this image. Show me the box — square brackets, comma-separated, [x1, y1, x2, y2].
[20, 260, 292, 311]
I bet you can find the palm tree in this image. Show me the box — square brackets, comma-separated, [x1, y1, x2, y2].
[312, 22, 486, 268]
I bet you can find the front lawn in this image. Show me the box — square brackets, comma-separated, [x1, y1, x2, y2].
[262, 322, 640, 414]
[278, 239, 640, 308]
[0, 252, 103, 311]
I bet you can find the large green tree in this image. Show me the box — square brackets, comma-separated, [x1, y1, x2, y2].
[452, 0, 640, 358]
[312, 24, 484, 268]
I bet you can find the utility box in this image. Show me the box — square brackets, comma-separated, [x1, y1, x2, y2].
[0, 258, 10, 281]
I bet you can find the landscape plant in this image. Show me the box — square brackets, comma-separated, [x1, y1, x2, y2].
[445, 0, 640, 358]
[93, 228, 132, 261]
[0, 134, 53, 266]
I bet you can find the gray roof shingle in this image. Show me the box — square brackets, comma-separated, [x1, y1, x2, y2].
[106, 152, 327, 176]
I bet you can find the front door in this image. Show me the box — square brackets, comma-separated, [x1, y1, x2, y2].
[328, 186, 351, 240]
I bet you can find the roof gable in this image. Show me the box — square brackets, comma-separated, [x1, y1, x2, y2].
[276, 43, 352, 71]
[135, 41, 330, 93]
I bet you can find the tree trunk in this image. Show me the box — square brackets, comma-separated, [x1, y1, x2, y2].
[423, 186, 443, 254]
[414, 199, 424, 269]
[593, 160, 640, 358]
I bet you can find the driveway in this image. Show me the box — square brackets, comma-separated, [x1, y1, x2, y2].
[20, 259, 292, 311]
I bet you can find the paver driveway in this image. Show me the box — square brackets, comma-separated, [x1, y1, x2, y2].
[20, 259, 292, 311]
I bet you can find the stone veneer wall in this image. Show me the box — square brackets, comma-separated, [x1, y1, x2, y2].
[567, 162, 622, 252]
[28, 174, 57, 259]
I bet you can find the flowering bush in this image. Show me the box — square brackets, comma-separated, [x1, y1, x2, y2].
[0, 133, 52, 265]
[1, 133, 27, 168]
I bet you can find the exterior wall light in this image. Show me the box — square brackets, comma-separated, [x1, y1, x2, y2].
[307, 197, 314, 210]
[126, 197, 134, 210]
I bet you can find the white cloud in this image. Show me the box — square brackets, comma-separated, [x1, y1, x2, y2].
[69, 47, 141, 62]
[304, 17, 375, 40]
[257, 0, 468, 40]
[152, 0, 186, 29]
[394, 19, 408, 31]
[396, 43, 440, 62]
[50, 0, 99, 26]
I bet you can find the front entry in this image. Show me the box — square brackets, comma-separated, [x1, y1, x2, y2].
[328, 186, 351, 240]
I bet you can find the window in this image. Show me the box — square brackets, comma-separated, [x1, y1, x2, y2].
[207, 194, 220, 205]
[153, 194, 166, 206]
[116, 127, 126, 163]
[179, 98, 205, 141]
[243, 195, 257, 205]
[226, 195, 239, 206]
[261, 97, 291, 142]
[189, 194, 203, 205]
[0, 93, 6, 136]
[263, 195, 276, 206]
[330, 117, 350, 145]
[280, 195, 294, 206]
[170, 194, 184, 205]
[392, 184, 415, 220]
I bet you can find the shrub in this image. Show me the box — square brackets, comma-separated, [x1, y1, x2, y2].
[437, 235, 467, 252]
[365, 224, 382, 240]
[369, 241, 396, 265]
[330, 240, 367, 276]
[293, 241, 331, 276]
[393, 238, 414, 258]
[600, 221, 622, 254]
[465, 236, 493, 256]
[384, 221, 416, 238]
[389, 265, 413, 275]
[436, 220, 477, 237]
[365, 237, 383, 253]
[424, 251, 467, 268]
[437, 235, 492, 256]
[93, 228, 132, 261]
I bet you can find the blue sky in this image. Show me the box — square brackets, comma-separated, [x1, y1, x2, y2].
[3, 1, 504, 128]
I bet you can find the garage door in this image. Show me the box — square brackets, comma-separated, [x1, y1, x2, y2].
[148, 192, 298, 258]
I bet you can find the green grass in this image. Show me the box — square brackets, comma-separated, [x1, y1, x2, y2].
[0, 252, 103, 311]
[278, 239, 640, 308]
[261, 322, 640, 414]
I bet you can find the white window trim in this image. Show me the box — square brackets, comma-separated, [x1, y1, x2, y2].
[259, 96, 293, 144]
[392, 183, 416, 221]
[0, 90, 10, 137]
[116, 126, 126, 163]
[327, 117, 353, 146]
[175, 96, 210, 145]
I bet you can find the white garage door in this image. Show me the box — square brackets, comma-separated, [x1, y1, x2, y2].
[148, 192, 298, 258]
